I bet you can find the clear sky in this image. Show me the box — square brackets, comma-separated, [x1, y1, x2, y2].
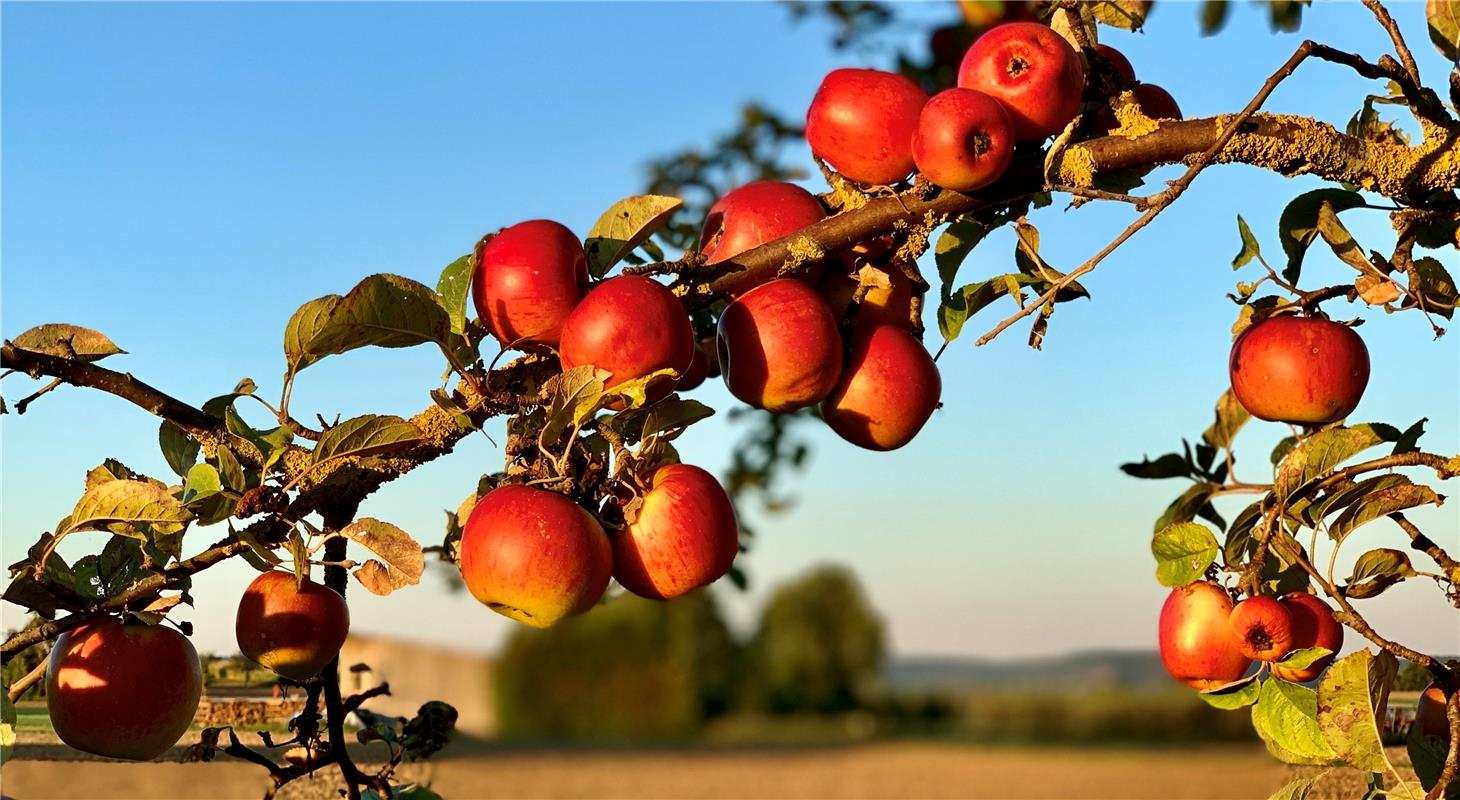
[3, 2, 1456, 661]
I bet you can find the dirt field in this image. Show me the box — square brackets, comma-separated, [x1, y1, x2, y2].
[2, 741, 1293, 800]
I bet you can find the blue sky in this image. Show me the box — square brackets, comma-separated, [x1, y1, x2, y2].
[3, 2, 1456, 660]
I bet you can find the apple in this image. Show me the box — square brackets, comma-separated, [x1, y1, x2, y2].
[958, 22, 1086, 141]
[1229, 316, 1370, 425]
[472, 219, 589, 349]
[960, 0, 1041, 30]
[717, 278, 843, 412]
[1416, 682, 1455, 742]
[612, 463, 740, 600]
[46, 615, 202, 761]
[1272, 592, 1344, 682]
[1228, 595, 1295, 663]
[912, 88, 1016, 192]
[559, 275, 695, 403]
[1134, 83, 1181, 120]
[458, 484, 612, 628]
[235, 570, 350, 681]
[1096, 44, 1135, 82]
[821, 325, 942, 451]
[1158, 581, 1253, 690]
[699, 182, 826, 266]
[818, 263, 916, 331]
[676, 344, 711, 391]
[807, 68, 929, 186]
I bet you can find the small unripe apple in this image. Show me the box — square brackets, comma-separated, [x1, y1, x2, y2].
[821, 325, 942, 451]
[613, 464, 740, 600]
[958, 22, 1086, 141]
[459, 484, 612, 628]
[559, 275, 695, 403]
[1096, 44, 1135, 82]
[1229, 595, 1295, 662]
[1415, 683, 1455, 742]
[699, 182, 826, 266]
[1158, 581, 1253, 690]
[913, 88, 1016, 192]
[236, 570, 351, 681]
[717, 279, 843, 412]
[817, 263, 916, 331]
[1229, 316, 1370, 425]
[472, 220, 589, 349]
[1272, 592, 1343, 682]
[47, 616, 203, 761]
[806, 68, 929, 186]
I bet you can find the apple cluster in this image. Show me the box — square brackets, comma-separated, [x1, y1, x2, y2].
[45, 571, 352, 761]
[1158, 582, 1343, 689]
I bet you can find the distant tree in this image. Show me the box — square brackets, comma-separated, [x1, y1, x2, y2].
[741, 565, 885, 714]
[494, 590, 737, 740]
[1, 617, 49, 701]
[1398, 660, 1435, 692]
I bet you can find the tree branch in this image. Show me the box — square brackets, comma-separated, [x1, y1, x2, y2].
[1391, 512, 1460, 583]
[5, 660, 46, 702]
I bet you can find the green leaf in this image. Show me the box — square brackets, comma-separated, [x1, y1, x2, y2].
[225, 405, 295, 470]
[158, 420, 200, 478]
[1089, 0, 1150, 29]
[1203, 389, 1252, 452]
[215, 444, 246, 492]
[1393, 418, 1428, 455]
[1155, 483, 1222, 532]
[1265, 776, 1319, 800]
[585, 195, 683, 278]
[1278, 189, 1365, 285]
[283, 294, 343, 375]
[181, 463, 222, 505]
[1151, 522, 1219, 587]
[1200, 0, 1231, 35]
[938, 275, 1037, 343]
[313, 415, 425, 465]
[1277, 647, 1334, 670]
[604, 368, 679, 411]
[1252, 678, 1338, 763]
[1224, 501, 1263, 567]
[340, 518, 425, 596]
[435, 253, 474, 335]
[1329, 483, 1440, 544]
[291, 274, 473, 373]
[1429, 0, 1460, 61]
[639, 397, 715, 441]
[1120, 453, 1191, 480]
[62, 479, 192, 539]
[935, 216, 993, 293]
[232, 522, 281, 571]
[11, 323, 125, 362]
[1273, 424, 1399, 501]
[1233, 215, 1262, 270]
[1343, 548, 1417, 599]
[1293, 473, 1410, 528]
[1199, 675, 1261, 710]
[1314, 202, 1376, 275]
[539, 366, 609, 446]
[1317, 650, 1403, 775]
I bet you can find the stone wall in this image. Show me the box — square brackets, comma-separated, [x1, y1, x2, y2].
[337, 634, 495, 737]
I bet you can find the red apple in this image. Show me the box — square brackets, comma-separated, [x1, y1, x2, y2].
[235, 570, 350, 681]
[472, 220, 589, 349]
[1158, 581, 1253, 690]
[46, 616, 202, 761]
[1096, 44, 1135, 82]
[1134, 83, 1181, 120]
[958, 21, 1086, 141]
[1272, 592, 1344, 682]
[1416, 683, 1455, 742]
[821, 325, 942, 451]
[1229, 316, 1370, 425]
[807, 68, 929, 186]
[676, 345, 711, 391]
[612, 463, 740, 600]
[459, 484, 612, 628]
[699, 182, 826, 266]
[717, 278, 843, 412]
[960, 0, 1042, 30]
[817, 263, 916, 331]
[913, 88, 1016, 192]
[559, 275, 695, 403]
[1229, 595, 1296, 662]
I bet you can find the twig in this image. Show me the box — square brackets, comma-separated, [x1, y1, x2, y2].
[977, 39, 1330, 348]
[13, 377, 62, 414]
[6, 660, 47, 702]
[1360, 0, 1422, 89]
[342, 682, 391, 715]
[1392, 512, 1460, 579]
